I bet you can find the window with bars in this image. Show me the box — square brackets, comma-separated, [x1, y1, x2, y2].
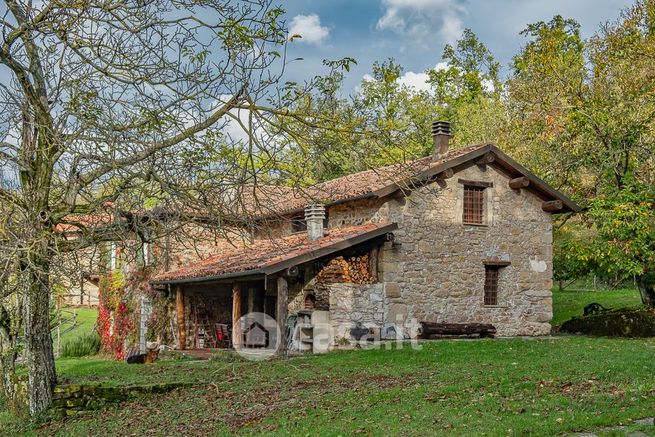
[463, 185, 485, 224]
[484, 265, 500, 305]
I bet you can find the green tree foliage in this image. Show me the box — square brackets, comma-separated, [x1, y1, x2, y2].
[427, 29, 504, 146]
[507, 4, 655, 302]
[353, 59, 437, 166]
[506, 16, 588, 191]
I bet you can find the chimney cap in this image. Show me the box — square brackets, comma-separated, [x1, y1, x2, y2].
[432, 120, 452, 137]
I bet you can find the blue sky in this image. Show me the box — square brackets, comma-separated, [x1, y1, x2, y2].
[281, 0, 630, 92]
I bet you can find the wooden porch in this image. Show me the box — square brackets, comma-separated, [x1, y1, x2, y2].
[173, 276, 290, 354]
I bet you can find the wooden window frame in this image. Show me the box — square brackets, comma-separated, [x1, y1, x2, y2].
[463, 185, 486, 225]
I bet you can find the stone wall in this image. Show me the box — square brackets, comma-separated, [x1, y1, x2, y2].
[327, 198, 386, 229]
[328, 283, 385, 343]
[281, 161, 554, 338]
[51, 382, 192, 417]
[376, 162, 553, 336]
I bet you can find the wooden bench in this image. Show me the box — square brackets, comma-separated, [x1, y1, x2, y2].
[419, 322, 496, 339]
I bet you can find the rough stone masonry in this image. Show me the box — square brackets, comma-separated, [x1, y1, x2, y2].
[324, 161, 553, 338]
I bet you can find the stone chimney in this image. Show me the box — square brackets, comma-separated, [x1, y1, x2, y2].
[432, 120, 453, 160]
[304, 204, 326, 240]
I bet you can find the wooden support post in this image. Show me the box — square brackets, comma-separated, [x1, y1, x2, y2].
[176, 286, 186, 350]
[542, 199, 564, 212]
[369, 246, 379, 282]
[276, 276, 288, 356]
[232, 282, 242, 350]
[509, 176, 530, 189]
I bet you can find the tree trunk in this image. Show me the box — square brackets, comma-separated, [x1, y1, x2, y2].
[636, 272, 655, 308]
[21, 260, 57, 415]
[0, 305, 21, 413]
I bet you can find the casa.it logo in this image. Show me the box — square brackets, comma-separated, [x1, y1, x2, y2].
[234, 312, 281, 361]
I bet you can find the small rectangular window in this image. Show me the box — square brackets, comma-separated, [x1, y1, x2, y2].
[463, 186, 485, 224]
[484, 265, 500, 305]
[291, 214, 307, 233]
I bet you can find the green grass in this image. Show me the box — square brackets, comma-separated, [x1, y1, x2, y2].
[551, 288, 644, 326]
[3, 295, 654, 436]
[60, 332, 101, 358]
[3, 337, 655, 436]
[55, 307, 98, 345]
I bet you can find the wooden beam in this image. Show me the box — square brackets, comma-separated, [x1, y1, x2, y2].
[419, 322, 496, 338]
[441, 168, 454, 179]
[232, 283, 242, 350]
[483, 259, 511, 267]
[176, 286, 186, 350]
[475, 152, 495, 165]
[458, 178, 493, 188]
[276, 276, 288, 356]
[430, 168, 454, 181]
[284, 266, 300, 278]
[542, 200, 564, 212]
[509, 176, 530, 189]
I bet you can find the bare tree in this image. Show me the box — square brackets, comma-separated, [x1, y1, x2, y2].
[0, 0, 349, 414]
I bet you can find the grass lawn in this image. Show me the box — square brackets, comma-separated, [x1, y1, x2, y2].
[2, 294, 654, 436]
[551, 288, 644, 327]
[53, 307, 98, 346]
[2, 337, 654, 436]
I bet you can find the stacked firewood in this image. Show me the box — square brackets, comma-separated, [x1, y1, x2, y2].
[317, 255, 374, 284]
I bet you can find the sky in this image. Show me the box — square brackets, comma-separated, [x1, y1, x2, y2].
[281, 0, 630, 92]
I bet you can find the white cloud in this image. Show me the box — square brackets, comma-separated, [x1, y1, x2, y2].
[397, 71, 431, 92]
[398, 62, 448, 92]
[289, 14, 330, 45]
[377, 0, 466, 46]
[358, 63, 448, 94]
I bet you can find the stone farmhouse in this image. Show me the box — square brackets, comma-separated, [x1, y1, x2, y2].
[80, 121, 580, 354]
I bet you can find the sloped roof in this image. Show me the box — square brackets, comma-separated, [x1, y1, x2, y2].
[151, 222, 397, 284]
[240, 144, 580, 218]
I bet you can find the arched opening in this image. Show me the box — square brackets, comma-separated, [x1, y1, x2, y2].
[304, 292, 316, 310]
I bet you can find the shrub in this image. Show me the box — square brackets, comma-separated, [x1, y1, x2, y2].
[559, 308, 655, 337]
[61, 331, 101, 357]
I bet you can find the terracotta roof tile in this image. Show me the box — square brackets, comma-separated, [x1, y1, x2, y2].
[241, 144, 490, 217]
[151, 222, 396, 284]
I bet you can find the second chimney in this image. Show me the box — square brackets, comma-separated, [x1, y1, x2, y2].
[305, 204, 325, 241]
[432, 120, 453, 160]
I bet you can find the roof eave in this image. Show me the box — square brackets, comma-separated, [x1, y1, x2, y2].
[372, 144, 581, 214]
[150, 222, 398, 286]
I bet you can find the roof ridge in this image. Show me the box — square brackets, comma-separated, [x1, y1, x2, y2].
[312, 143, 490, 189]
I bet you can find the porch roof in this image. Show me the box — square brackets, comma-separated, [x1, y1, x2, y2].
[150, 222, 397, 285]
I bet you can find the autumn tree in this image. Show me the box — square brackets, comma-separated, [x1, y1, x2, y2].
[0, 0, 347, 415]
[508, 5, 655, 302]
